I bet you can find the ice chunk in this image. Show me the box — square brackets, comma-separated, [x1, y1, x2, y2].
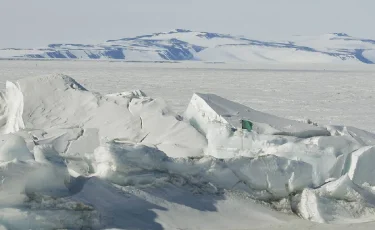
[185, 93, 330, 137]
[30, 145, 70, 196]
[327, 125, 375, 146]
[93, 141, 167, 185]
[0, 81, 25, 134]
[93, 141, 313, 198]
[66, 128, 100, 156]
[0, 160, 37, 206]
[0, 201, 98, 229]
[0, 135, 33, 162]
[127, 96, 207, 157]
[346, 146, 375, 186]
[227, 155, 313, 197]
[298, 175, 375, 223]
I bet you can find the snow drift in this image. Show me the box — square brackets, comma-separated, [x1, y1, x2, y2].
[1, 74, 375, 228]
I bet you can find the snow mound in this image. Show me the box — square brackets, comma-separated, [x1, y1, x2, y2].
[4, 74, 207, 158]
[1, 74, 375, 228]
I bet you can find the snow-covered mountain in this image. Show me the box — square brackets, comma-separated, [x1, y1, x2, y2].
[1, 29, 375, 64]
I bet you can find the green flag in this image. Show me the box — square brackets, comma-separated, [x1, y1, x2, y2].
[241, 120, 253, 132]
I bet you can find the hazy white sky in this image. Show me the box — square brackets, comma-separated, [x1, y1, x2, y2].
[0, 0, 374, 48]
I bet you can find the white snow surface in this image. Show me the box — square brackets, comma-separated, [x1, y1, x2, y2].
[1, 62, 375, 229]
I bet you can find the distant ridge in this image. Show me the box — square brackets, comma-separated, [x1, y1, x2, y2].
[1, 29, 375, 64]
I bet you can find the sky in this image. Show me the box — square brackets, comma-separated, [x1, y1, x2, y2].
[0, 0, 374, 48]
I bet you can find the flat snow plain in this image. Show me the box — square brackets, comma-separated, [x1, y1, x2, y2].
[1, 60, 375, 230]
[2, 61, 375, 131]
